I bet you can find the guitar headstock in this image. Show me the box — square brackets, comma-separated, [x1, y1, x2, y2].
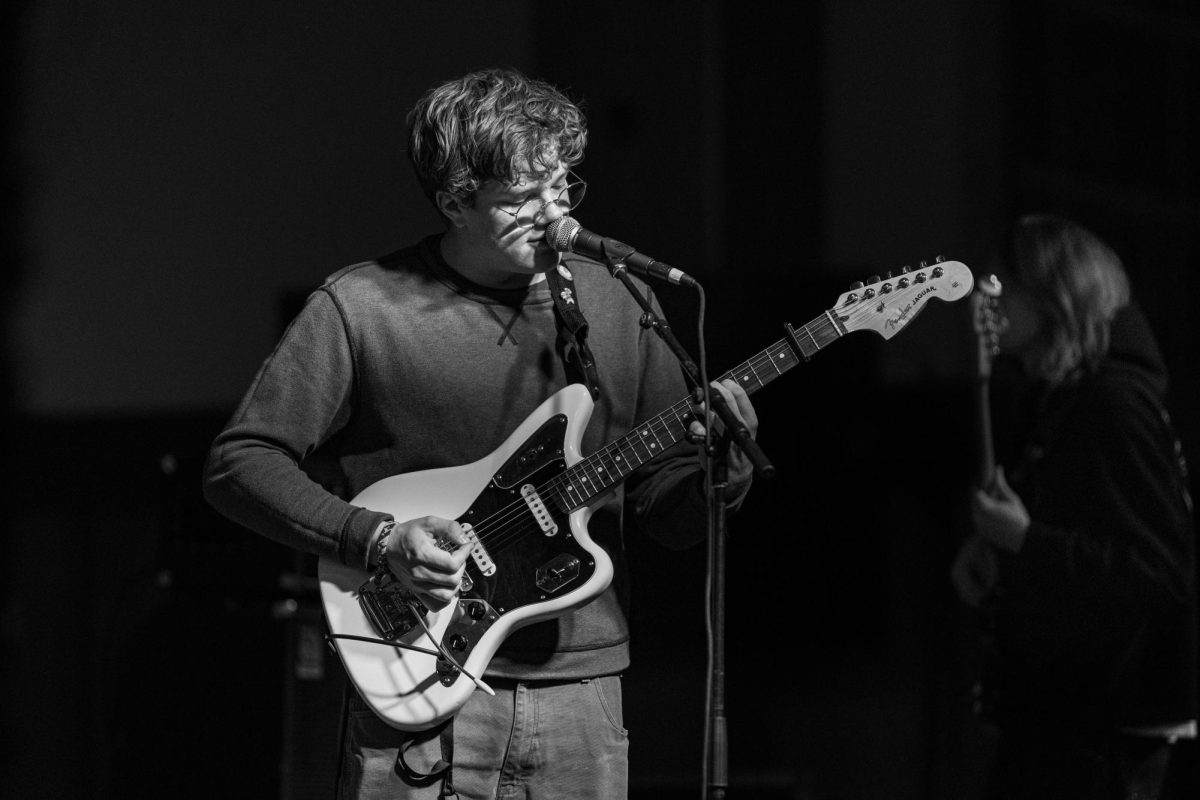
[970, 273, 1004, 376]
[833, 258, 974, 340]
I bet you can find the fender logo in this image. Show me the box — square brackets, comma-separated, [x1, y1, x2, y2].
[883, 286, 936, 330]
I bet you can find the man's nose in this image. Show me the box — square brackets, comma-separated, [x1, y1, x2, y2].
[539, 197, 567, 226]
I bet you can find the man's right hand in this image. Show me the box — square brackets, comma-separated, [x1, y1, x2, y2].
[381, 516, 472, 610]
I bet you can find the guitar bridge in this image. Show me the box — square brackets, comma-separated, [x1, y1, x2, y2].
[357, 572, 424, 640]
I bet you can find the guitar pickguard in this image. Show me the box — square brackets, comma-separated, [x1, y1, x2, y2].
[451, 437, 597, 644]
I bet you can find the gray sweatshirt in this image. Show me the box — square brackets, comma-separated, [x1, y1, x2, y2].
[203, 234, 711, 678]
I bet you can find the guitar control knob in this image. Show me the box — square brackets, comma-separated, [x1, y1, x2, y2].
[467, 602, 487, 620]
[448, 633, 469, 651]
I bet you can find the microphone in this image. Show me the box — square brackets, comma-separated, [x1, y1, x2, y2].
[546, 217, 699, 288]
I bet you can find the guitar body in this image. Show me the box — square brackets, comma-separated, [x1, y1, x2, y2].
[318, 384, 612, 731]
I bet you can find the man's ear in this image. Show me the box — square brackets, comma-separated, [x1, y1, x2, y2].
[435, 191, 469, 228]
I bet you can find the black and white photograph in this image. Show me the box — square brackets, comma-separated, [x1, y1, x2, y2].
[3, 2, 1197, 799]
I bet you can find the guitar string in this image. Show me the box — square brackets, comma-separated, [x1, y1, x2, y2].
[458, 268, 959, 562]
[460, 332, 814, 553]
[461, 403, 697, 553]
[458, 369, 719, 551]
[465, 270, 959, 556]
[457, 313, 845, 555]
[450, 276, 940, 557]
[454, 295, 917, 554]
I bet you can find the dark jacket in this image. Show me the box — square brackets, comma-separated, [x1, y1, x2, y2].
[990, 303, 1198, 732]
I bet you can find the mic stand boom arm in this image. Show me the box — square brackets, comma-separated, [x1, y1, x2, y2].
[598, 242, 775, 478]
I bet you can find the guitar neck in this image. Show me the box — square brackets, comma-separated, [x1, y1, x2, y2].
[549, 309, 846, 511]
[970, 277, 1003, 489]
[975, 376, 996, 489]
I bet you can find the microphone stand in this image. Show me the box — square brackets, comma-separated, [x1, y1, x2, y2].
[703, 432, 731, 800]
[598, 243, 773, 800]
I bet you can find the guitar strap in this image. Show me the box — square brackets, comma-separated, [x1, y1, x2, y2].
[545, 262, 602, 400]
[438, 721, 457, 799]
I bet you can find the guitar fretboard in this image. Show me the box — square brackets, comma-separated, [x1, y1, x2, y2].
[545, 310, 846, 512]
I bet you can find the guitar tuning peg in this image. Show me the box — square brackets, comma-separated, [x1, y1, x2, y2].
[935, 254, 945, 263]
[900, 265, 911, 273]
[919, 260, 928, 268]
[866, 275, 881, 285]
[885, 271, 894, 279]
[849, 280, 864, 290]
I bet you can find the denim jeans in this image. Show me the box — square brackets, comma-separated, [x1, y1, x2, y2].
[337, 674, 629, 799]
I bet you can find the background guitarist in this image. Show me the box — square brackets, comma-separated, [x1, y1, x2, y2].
[950, 214, 1197, 799]
[202, 67, 758, 800]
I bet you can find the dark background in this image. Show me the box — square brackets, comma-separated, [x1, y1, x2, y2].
[3, 1, 1197, 798]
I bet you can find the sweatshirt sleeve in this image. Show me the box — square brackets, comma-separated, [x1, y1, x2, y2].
[202, 288, 391, 570]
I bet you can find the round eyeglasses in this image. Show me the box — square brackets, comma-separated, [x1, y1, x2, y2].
[496, 174, 587, 228]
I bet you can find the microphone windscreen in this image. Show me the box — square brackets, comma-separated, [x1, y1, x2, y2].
[546, 217, 580, 253]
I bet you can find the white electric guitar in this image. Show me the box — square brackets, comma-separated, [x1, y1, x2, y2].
[319, 258, 974, 731]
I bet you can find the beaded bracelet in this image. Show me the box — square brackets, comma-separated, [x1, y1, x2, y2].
[372, 519, 396, 576]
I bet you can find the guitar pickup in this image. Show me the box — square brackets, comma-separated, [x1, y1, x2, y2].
[460, 523, 496, 576]
[521, 483, 559, 536]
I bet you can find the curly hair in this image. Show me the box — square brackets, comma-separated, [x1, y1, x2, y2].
[406, 67, 588, 210]
[1004, 213, 1130, 385]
